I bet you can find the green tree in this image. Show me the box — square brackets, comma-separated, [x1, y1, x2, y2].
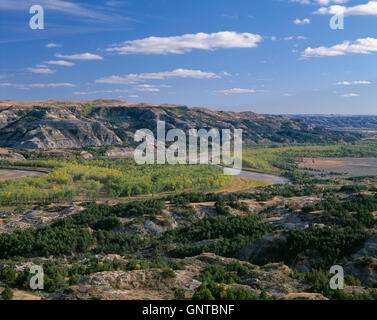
[1, 285, 13, 300]
[174, 287, 186, 300]
[192, 284, 215, 300]
[161, 268, 176, 279]
[1, 267, 18, 282]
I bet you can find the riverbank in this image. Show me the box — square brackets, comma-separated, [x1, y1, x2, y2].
[0, 168, 46, 181]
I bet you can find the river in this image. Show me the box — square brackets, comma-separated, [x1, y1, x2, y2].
[224, 167, 290, 185]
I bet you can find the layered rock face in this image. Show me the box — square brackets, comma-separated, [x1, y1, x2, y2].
[0, 99, 361, 149]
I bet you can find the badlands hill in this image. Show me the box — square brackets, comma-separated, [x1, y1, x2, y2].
[0, 99, 361, 149]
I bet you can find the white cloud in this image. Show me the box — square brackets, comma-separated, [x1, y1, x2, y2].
[45, 60, 75, 67]
[216, 88, 260, 95]
[315, 0, 348, 5]
[106, 31, 263, 55]
[316, 1, 377, 16]
[0, 0, 119, 20]
[73, 91, 92, 95]
[290, 0, 311, 4]
[96, 69, 220, 84]
[283, 93, 293, 96]
[290, 0, 348, 5]
[294, 18, 311, 24]
[341, 93, 359, 97]
[134, 84, 160, 92]
[46, 43, 61, 48]
[73, 89, 134, 95]
[113, 89, 129, 93]
[128, 94, 140, 98]
[73, 89, 130, 95]
[2, 82, 75, 90]
[55, 53, 103, 60]
[26, 68, 56, 74]
[283, 36, 307, 41]
[335, 80, 372, 85]
[0, 82, 30, 90]
[302, 37, 377, 57]
[29, 83, 76, 88]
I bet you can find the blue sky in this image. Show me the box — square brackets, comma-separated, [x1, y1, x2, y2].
[0, 0, 376, 114]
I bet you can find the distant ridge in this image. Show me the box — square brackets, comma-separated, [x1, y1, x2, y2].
[283, 114, 377, 130]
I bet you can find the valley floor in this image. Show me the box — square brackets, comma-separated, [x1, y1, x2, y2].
[1, 143, 377, 301]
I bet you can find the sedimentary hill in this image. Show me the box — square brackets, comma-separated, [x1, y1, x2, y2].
[0, 99, 362, 149]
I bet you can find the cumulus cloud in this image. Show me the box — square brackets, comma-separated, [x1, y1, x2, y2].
[106, 31, 263, 55]
[302, 37, 377, 57]
[46, 43, 61, 48]
[294, 18, 311, 24]
[96, 69, 220, 84]
[55, 53, 103, 60]
[26, 68, 56, 74]
[316, 1, 377, 16]
[335, 80, 372, 85]
[216, 88, 260, 95]
[45, 60, 75, 67]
